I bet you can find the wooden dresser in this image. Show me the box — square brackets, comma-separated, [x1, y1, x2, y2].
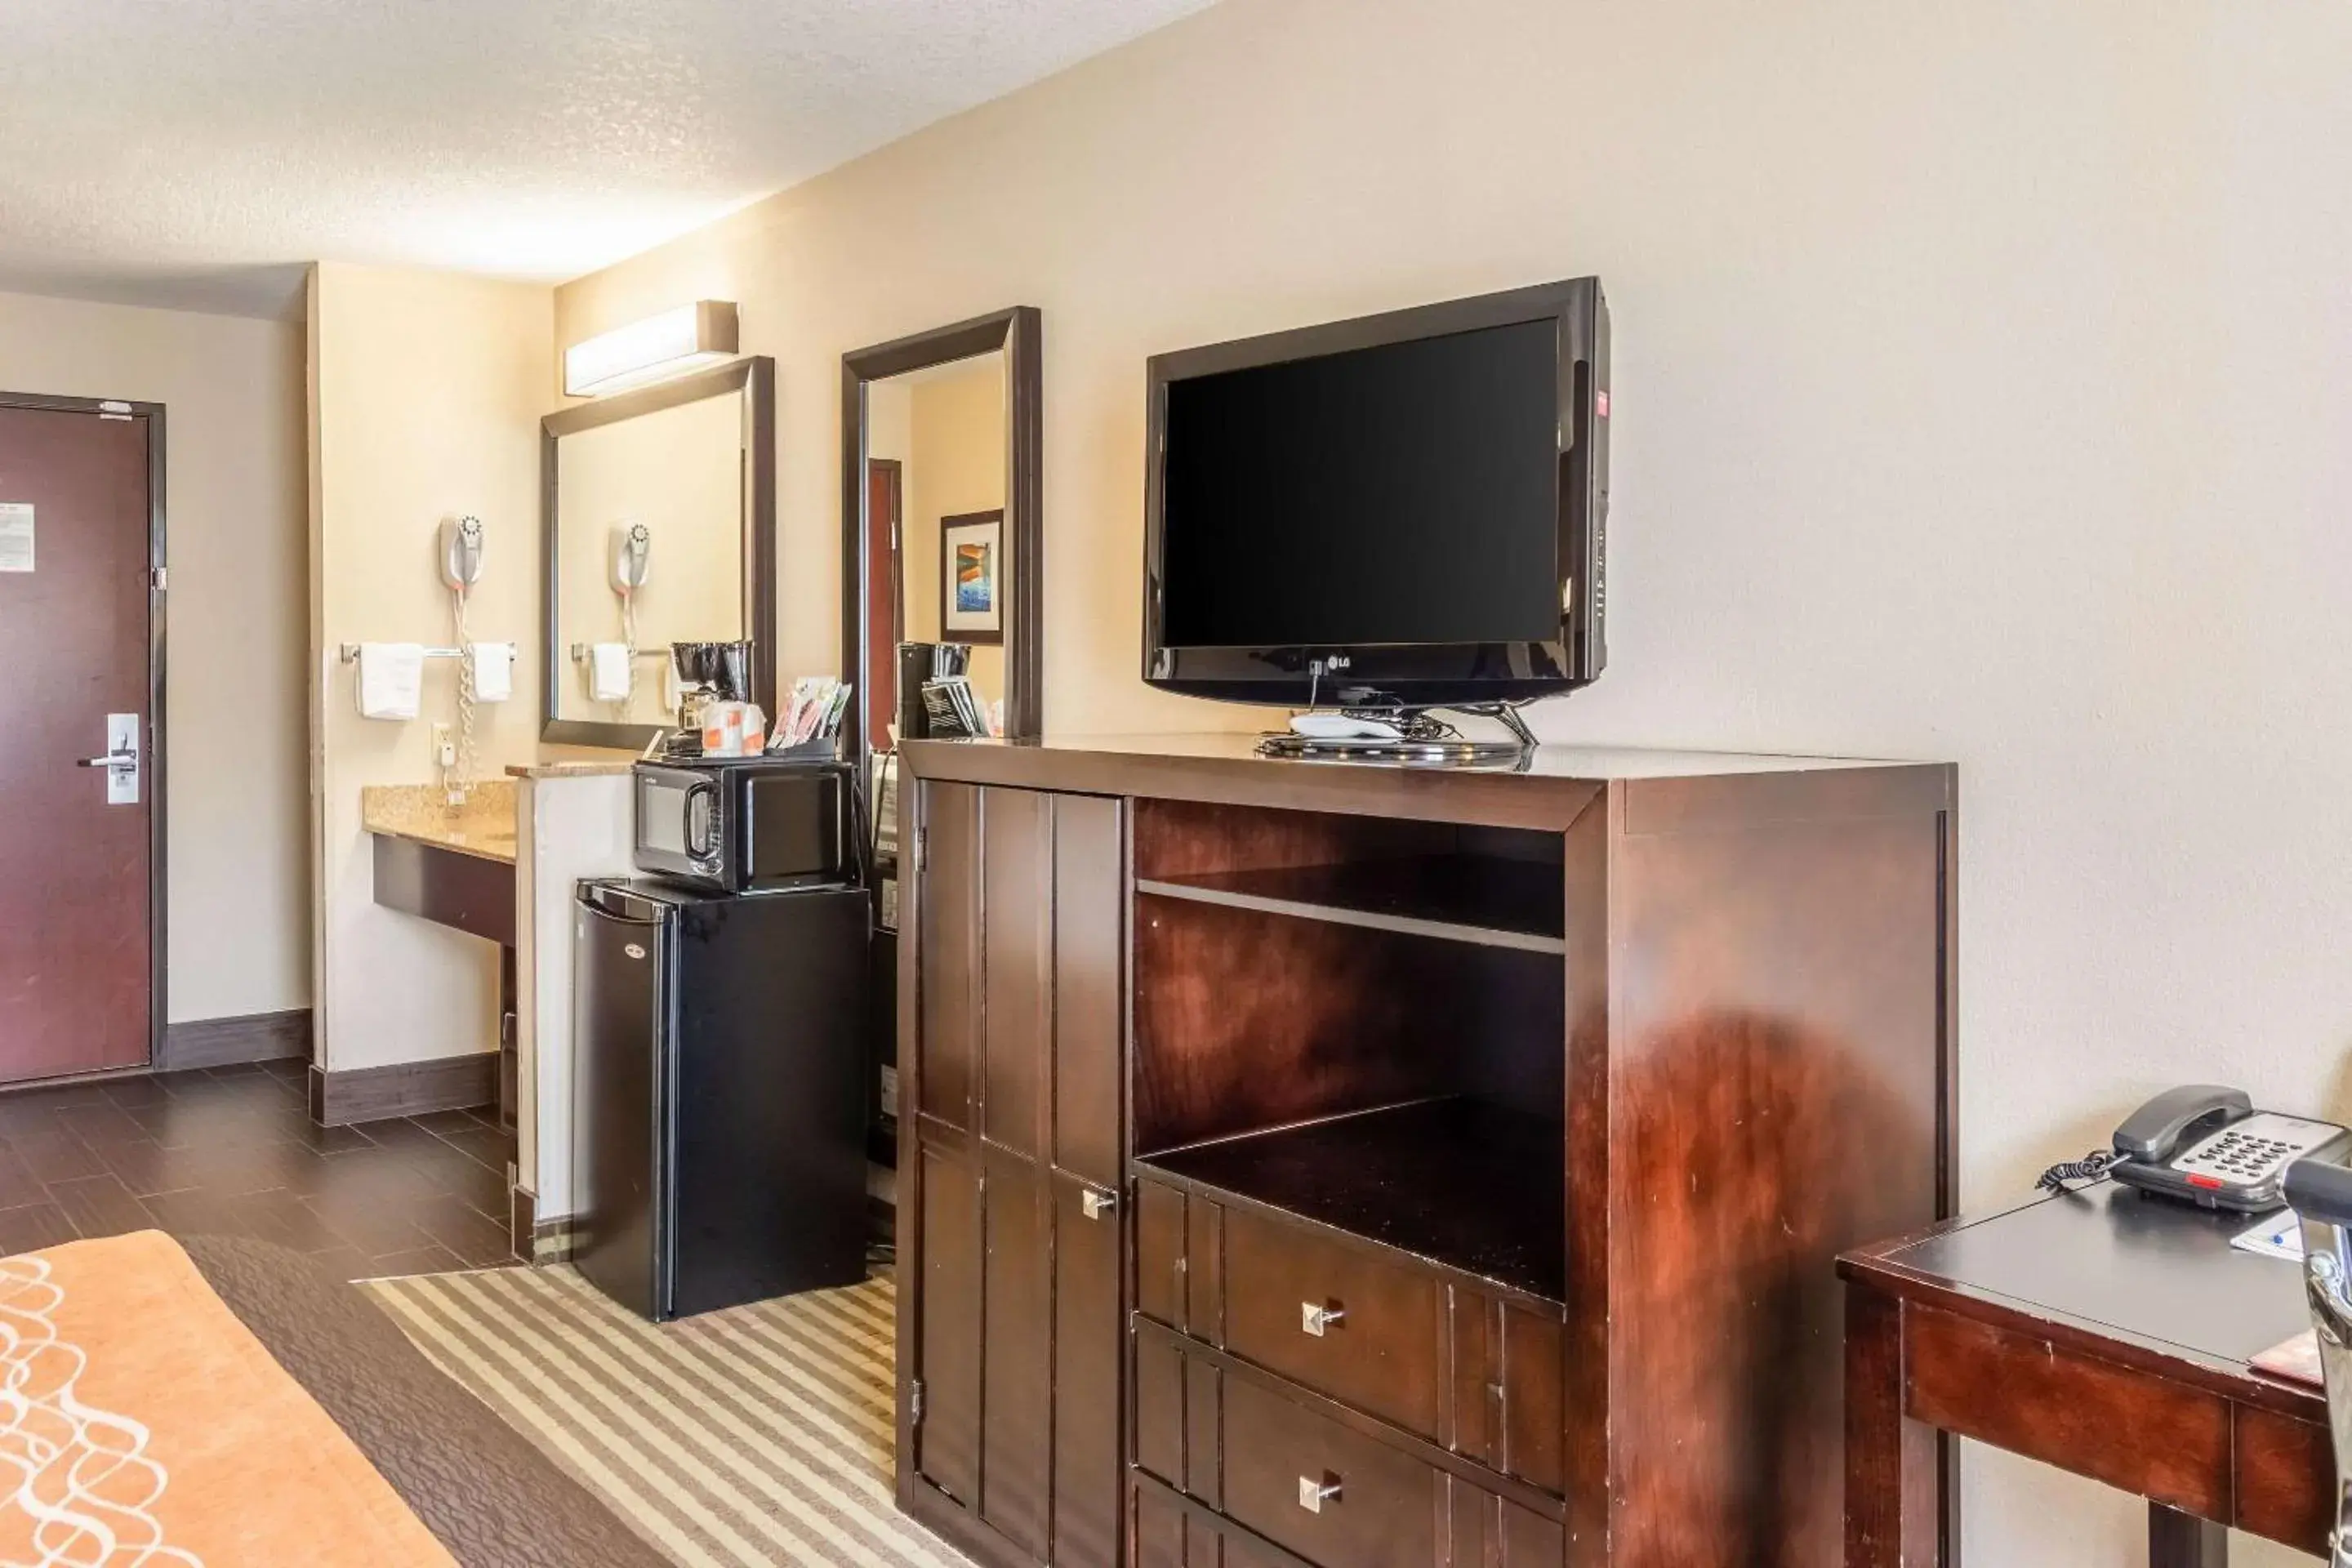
[893, 734, 1956, 1568]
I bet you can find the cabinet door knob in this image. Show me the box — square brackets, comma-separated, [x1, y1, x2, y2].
[1080, 1188, 1117, 1221]
[1298, 1473, 1343, 1513]
[1300, 1301, 1346, 1336]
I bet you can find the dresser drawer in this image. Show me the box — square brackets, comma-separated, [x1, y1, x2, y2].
[1223, 1374, 1437, 1568]
[1133, 1478, 1298, 1568]
[1223, 1202, 1445, 1437]
[1132, 1320, 1566, 1568]
[1134, 1174, 1566, 1495]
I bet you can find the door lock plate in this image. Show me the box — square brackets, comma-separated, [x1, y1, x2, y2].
[80, 714, 142, 804]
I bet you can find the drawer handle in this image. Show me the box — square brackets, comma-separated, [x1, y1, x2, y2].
[1298, 1473, 1343, 1513]
[1300, 1301, 1346, 1337]
[1080, 1189, 1117, 1221]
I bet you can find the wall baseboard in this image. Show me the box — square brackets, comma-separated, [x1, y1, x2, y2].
[307, 1051, 498, 1127]
[158, 1009, 312, 1072]
[508, 1186, 541, 1264]
[530, 1218, 578, 1263]
[514, 1183, 577, 1263]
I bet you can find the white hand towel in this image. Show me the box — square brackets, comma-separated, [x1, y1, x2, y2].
[589, 642, 632, 702]
[468, 642, 513, 703]
[356, 643, 425, 720]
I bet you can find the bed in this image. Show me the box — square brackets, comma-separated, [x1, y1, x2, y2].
[0, 1229, 669, 1567]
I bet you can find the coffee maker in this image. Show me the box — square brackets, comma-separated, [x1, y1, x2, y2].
[666, 640, 752, 752]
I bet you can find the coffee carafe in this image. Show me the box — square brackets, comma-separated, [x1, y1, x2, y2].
[670, 640, 752, 733]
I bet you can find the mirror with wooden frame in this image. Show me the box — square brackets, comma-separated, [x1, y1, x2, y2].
[841, 309, 1041, 929]
[541, 357, 777, 749]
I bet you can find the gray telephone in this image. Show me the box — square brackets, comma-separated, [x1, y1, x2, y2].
[2106, 1085, 2350, 1213]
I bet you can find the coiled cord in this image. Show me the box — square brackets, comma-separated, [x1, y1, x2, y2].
[2036, 1148, 2126, 1195]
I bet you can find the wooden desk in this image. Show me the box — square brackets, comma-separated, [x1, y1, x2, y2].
[1841, 1182, 2333, 1565]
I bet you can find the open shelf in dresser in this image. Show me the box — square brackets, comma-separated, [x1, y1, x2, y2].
[1130, 795, 1569, 1310]
[1136, 853, 1566, 955]
[1134, 1096, 1565, 1302]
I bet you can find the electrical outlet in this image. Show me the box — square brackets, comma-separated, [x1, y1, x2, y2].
[430, 722, 456, 769]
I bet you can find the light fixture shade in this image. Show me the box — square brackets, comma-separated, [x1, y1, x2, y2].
[564, 301, 740, 396]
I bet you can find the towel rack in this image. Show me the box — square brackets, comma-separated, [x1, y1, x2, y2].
[569, 643, 675, 663]
[336, 644, 514, 663]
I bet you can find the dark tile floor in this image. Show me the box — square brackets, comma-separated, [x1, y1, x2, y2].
[0, 1058, 517, 1280]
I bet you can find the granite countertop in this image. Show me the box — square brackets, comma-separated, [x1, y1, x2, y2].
[504, 759, 635, 778]
[360, 780, 518, 864]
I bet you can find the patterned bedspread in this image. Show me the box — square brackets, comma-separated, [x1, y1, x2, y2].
[0, 1231, 669, 1568]
[0, 1231, 452, 1566]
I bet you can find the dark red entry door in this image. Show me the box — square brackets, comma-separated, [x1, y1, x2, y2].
[866, 457, 902, 731]
[0, 399, 156, 1081]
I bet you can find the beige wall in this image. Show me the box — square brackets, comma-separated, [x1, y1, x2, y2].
[551, 390, 746, 725]
[0, 288, 309, 1023]
[556, 2, 2352, 1559]
[310, 262, 553, 1073]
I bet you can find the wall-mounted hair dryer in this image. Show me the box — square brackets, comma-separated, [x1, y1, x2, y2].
[439, 515, 486, 591]
[436, 515, 488, 802]
[612, 523, 652, 593]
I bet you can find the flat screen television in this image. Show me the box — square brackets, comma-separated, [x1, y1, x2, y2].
[1143, 276, 1609, 709]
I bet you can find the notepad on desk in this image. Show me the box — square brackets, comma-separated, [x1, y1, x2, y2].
[2231, 1210, 2304, 1263]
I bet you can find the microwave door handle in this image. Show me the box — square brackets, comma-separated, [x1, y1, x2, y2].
[684, 781, 719, 860]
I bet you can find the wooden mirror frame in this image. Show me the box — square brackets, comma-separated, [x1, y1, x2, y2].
[539, 356, 776, 749]
[840, 307, 1042, 771]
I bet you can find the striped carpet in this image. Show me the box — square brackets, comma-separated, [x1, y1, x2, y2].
[360, 1265, 972, 1568]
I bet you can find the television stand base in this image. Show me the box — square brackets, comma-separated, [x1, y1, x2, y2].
[1256, 703, 1535, 767]
[1256, 734, 1526, 766]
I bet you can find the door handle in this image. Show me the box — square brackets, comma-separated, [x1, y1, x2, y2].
[1300, 1301, 1346, 1336]
[77, 715, 142, 804]
[684, 780, 719, 861]
[1080, 1189, 1117, 1221]
[1297, 1473, 1343, 1513]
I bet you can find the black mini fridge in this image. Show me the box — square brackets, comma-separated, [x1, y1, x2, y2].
[572, 876, 867, 1321]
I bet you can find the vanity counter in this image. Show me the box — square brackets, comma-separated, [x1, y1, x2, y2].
[361, 781, 518, 865]
[504, 760, 635, 780]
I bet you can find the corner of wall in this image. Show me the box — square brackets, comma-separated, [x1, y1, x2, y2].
[310, 262, 558, 1076]
[305, 263, 328, 1064]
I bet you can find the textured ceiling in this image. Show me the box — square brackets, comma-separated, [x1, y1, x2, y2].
[0, 0, 1213, 318]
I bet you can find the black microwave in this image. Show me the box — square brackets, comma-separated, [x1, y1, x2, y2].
[632, 758, 855, 894]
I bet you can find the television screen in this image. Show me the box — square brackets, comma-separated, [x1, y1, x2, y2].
[1157, 318, 1561, 650]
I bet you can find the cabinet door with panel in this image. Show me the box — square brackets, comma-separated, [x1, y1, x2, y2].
[900, 781, 1129, 1568]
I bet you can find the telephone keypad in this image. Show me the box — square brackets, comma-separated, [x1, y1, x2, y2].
[2172, 1114, 2345, 1188]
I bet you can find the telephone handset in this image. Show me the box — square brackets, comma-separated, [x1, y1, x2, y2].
[2102, 1084, 2349, 1213]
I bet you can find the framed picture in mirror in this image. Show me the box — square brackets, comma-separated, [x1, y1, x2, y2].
[841, 305, 1039, 760]
[938, 510, 1004, 644]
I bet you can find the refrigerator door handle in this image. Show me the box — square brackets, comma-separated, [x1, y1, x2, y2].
[581, 883, 666, 923]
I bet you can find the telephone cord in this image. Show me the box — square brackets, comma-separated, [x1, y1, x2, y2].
[2035, 1148, 2126, 1195]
